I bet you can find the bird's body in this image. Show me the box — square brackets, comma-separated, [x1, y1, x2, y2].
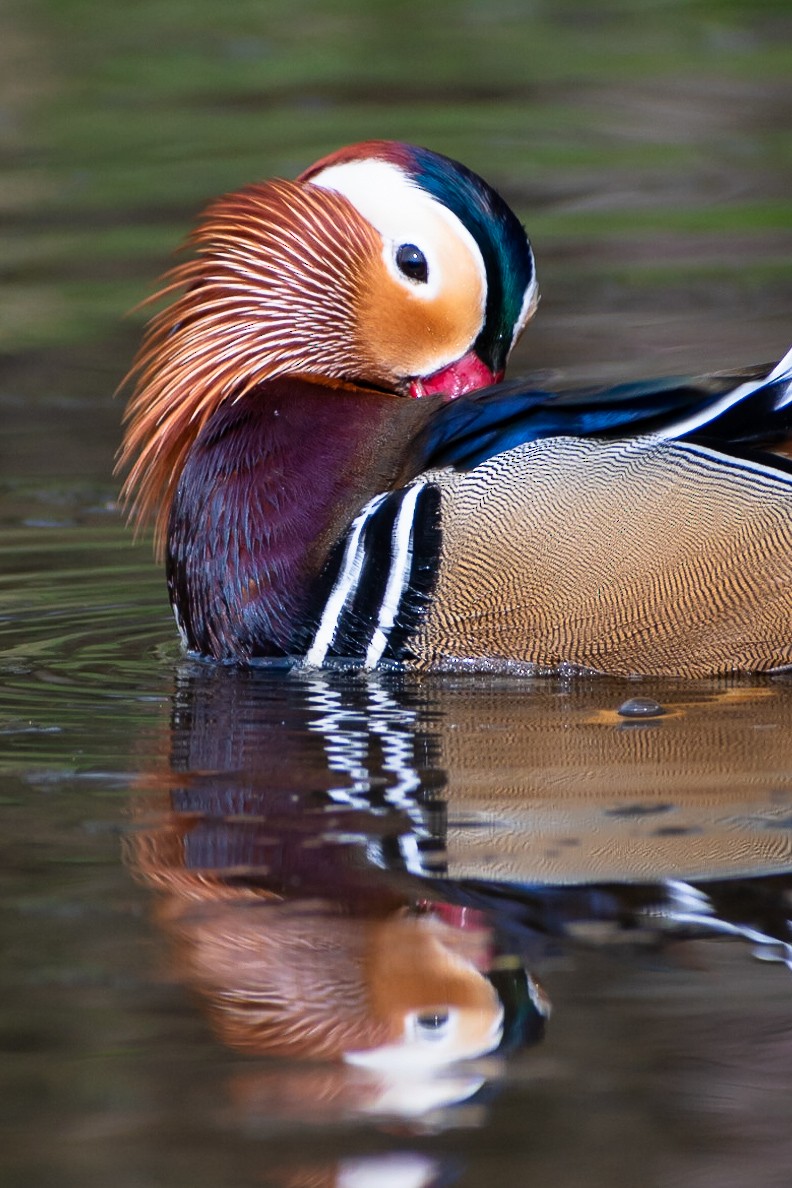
[119, 141, 792, 677]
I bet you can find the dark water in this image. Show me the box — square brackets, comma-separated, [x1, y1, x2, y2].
[3, 2, 792, 1185]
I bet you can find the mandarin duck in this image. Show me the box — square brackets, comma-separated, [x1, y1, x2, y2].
[119, 140, 792, 677]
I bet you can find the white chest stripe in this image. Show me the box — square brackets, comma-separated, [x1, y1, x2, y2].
[365, 481, 426, 668]
[303, 493, 388, 666]
[303, 481, 427, 668]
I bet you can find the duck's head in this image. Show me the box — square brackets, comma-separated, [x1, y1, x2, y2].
[119, 140, 537, 545]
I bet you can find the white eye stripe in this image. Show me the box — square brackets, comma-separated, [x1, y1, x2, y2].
[307, 158, 487, 304]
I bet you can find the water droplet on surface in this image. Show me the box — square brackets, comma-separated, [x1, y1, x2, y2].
[616, 697, 666, 718]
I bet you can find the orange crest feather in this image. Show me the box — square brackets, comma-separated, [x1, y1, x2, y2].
[117, 179, 380, 554]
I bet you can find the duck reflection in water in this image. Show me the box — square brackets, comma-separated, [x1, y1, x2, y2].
[126, 664, 792, 1129]
[126, 665, 548, 1123]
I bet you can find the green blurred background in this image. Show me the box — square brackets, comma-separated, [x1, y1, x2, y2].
[2, 0, 791, 478]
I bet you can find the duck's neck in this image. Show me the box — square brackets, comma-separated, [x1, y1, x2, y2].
[166, 376, 431, 661]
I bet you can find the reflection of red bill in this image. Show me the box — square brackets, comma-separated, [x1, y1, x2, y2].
[417, 899, 494, 969]
[423, 901, 485, 930]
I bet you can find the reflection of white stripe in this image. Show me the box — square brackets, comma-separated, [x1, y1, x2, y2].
[365, 482, 425, 668]
[663, 880, 792, 973]
[658, 343, 792, 439]
[304, 493, 388, 666]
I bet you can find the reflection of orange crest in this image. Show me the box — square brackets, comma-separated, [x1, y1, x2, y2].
[126, 765, 503, 1069]
[129, 806, 502, 1065]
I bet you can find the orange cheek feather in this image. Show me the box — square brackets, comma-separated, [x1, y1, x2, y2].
[356, 253, 484, 384]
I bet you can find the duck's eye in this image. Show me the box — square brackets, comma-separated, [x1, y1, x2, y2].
[395, 243, 429, 284]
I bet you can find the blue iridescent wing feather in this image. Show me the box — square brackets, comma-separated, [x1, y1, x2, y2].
[418, 348, 792, 473]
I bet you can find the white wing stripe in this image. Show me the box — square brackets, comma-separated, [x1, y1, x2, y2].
[770, 343, 792, 409]
[657, 342, 792, 438]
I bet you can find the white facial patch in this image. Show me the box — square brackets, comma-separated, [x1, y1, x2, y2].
[344, 1002, 504, 1071]
[308, 158, 487, 307]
